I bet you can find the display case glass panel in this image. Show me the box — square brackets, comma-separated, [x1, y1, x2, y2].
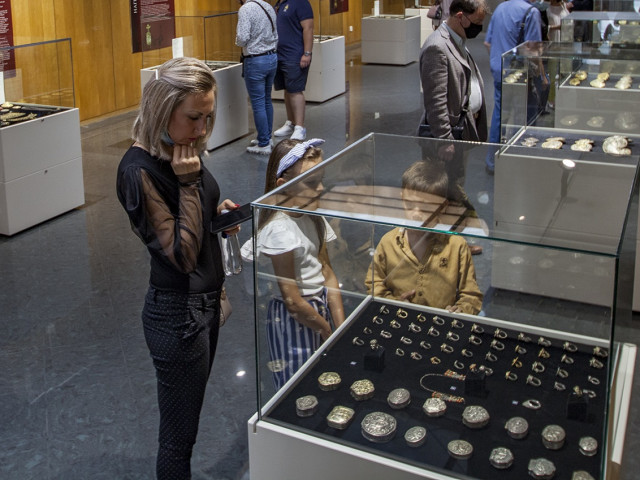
[310, 0, 345, 39]
[501, 41, 640, 144]
[0, 38, 75, 123]
[141, 12, 240, 69]
[250, 133, 638, 480]
[363, 0, 415, 17]
[561, 11, 640, 43]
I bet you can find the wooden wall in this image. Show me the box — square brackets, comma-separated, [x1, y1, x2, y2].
[8, 0, 363, 122]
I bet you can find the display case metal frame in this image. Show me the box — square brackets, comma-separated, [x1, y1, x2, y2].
[247, 133, 638, 480]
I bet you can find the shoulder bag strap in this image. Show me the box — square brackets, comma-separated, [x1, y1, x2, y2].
[249, 0, 276, 33]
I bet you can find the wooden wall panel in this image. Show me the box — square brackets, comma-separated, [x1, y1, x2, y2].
[110, 0, 144, 111]
[7, 0, 364, 121]
[52, 0, 117, 120]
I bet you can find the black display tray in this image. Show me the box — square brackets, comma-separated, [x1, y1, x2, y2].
[264, 301, 609, 480]
[0, 102, 65, 128]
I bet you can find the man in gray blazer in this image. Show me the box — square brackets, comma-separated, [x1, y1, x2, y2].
[419, 0, 488, 144]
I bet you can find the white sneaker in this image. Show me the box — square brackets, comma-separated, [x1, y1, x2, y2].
[274, 120, 294, 137]
[246, 144, 272, 155]
[250, 138, 274, 146]
[290, 125, 306, 140]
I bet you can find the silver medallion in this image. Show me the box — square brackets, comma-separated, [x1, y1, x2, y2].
[578, 436, 598, 456]
[505, 416, 529, 439]
[528, 458, 556, 479]
[387, 388, 411, 409]
[361, 411, 397, 443]
[295, 395, 318, 417]
[572, 471, 596, 480]
[422, 397, 447, 417]
[489, 447, 514, 469]
[447, 439, 473, 459]
[404, 426, 427, 447]
[542, 424, 566, 450]
[462, 405, 490, 429]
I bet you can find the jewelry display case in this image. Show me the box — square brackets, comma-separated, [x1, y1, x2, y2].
[271, 0, 346, 103]
[500, 41, 640, 144]
[560, 11, 640, 44]
[362, 1, 421, 65]
[139, 12, 248, 151]
[248, 133, 638, 480]
[0, 38, 83, 236]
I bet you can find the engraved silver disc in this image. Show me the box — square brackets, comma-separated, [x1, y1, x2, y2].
[528, 458, 556, 479]
[387, 388, 411, 409]
[578, 436, 598, 456]
[542, 424, 566, 450]
[572, 471, 596, 480]
[505, 416, 529, 439]
[489, 447, 514, 469]
[422, 397, 447, 417]
[404, 426, 427, 447]
[448, 439, 473, 459]
[361, 411, 397, 443]
[295, 395, 318, 417]
[462, 405, 490, 428]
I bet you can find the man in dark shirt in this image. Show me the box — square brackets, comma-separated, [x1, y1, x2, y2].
[273, 0, 314, 141]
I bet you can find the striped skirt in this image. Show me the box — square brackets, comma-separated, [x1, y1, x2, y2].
[266, 289, 334, 390]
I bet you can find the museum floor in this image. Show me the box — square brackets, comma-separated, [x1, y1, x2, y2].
[1, 34, 640, 480]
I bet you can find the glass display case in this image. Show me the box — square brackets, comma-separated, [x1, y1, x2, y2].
[248, 133, 638, 480]
[0, 38, 83, 235]
[561, 11, 640, 44]
[139, 12, 247, 151]
[500, 41, 640, 144]
[361, 0, 421, 64]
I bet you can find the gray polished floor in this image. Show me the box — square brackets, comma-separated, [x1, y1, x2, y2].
[1, 36, 639, 480]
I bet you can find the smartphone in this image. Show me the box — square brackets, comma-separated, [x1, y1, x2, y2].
[210, 203, 252, 234]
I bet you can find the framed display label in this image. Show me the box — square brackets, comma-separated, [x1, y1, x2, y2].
[130, 0, 175, 53]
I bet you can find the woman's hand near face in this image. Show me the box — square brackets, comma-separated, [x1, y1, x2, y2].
[171, 144, 201, 176]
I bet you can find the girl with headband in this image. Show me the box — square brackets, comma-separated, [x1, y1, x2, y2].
[244, 138, 345, 389]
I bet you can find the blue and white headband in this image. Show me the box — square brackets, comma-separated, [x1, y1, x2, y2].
[276, 138, 325, 177]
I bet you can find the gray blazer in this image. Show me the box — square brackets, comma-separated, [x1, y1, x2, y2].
[419, 26, 487, 142]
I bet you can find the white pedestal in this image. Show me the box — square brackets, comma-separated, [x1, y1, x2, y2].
[405, 8, 437, 47]
[272, 36, 346, 103]
[141, 62, 249, 151]
[361, 15, 421, 65]
[0, 107, 84, 236]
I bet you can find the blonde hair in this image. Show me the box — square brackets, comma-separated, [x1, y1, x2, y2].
[133, 57, 217, 161]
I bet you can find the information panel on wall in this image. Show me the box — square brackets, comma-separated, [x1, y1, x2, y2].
[0, 0, 15, 72]
[130, 0, 176, 53]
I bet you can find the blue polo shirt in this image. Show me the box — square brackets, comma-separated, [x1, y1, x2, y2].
[275, 0, 313, 62]
[486, 0, 542, 82]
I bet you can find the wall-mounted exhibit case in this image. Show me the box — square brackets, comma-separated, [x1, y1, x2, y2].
[247, 133, 637, 480]
[139, 12, 248, 151]
[0, 39, 84, 236]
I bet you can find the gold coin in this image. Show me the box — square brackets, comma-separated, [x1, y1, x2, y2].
[590, 79, 605, 88]
[597, 72, 610, 81]
[615, 82, 631, 90]
[505, 75, 517, 84]
[569, 78, 581, 86]
[575, 70, 588, 80]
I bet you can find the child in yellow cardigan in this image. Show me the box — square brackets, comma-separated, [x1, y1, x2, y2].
[366, 161, 483, 314]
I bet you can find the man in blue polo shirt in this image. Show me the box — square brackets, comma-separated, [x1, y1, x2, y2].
[484, 0, 542, 173]
[273, 0, 314, 141]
